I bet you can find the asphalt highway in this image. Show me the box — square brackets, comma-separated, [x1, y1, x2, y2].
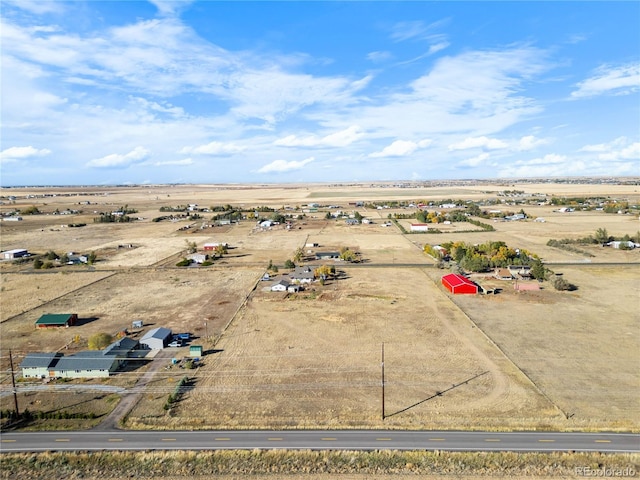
[1, 430, 638, 453]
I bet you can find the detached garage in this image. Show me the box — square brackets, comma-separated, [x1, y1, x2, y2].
[140, 327, 172, 350]
[441, 273, 478, 295]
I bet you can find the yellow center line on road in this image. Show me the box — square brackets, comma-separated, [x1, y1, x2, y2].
[55, 439, 70, 442]
[429, 438, 445, 441]
[595, 440, 611, 443]
[108, 438, 123, 442]
[1, 440, 16, 443]
[215, 438, 231, 441]
[484, 439, 501, 442]
[268, 438, 283, 441]
[538, 439, 555, 442]
[376, 438, 392, 441]
[161, 438, 176, 442]
[321, 437, 337, 441]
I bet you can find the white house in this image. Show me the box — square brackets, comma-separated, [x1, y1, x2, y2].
[140, 327, 172, 350]
[271, 279, 290, 292]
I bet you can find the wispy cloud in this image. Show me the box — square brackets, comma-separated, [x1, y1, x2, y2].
[367, 51, 392, 63]
[87, 146, 150, 168]
[257, 157, 314, 173]
[180, 141, 245, 155]
[449, 136, 508, 151]
[274, 126, 363, 148]
[580, 137, 640, 161]
[154, 158, 193, 166]
[459, 152, 490, 167]
[369, 139, 431, 157]
[571, 62, 640, 98]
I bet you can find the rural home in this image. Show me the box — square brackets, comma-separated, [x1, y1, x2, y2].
[441, 273, 478, 294]
[2, 248, 29, 260]
[271, 279, 290, 292]
[289, 266, 315, 283]
[508, 265, 532, 278]
[140, 327, 172, 350]
[35, 313, 78, 328]
[187, 253, 207, 264]
[494, 268, 513, 280]
[20, 353, 62, 379]
[20, 337, 140, 379]
[410, 223, 430, 232]
[345, 218, 359, 225]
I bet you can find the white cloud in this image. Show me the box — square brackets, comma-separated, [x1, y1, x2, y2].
[369, 139, 432, 158]
[449, 136, 508, 151]
[87, 146, 150, 168]
[2, 0, 64, 14]
[275, 126, 363, 148]
[571, 63, 640, 98]
[148, 0, 195, 17]
[428, 42, 450, 55]
[0, 146, 51, 161]
[579, 136, 628, 153]
[599, 142, 640, 161]
[367, 51, 392, 63]
[257, 157, 314, 173]
[517, 135, 548, 151]
[498, 153, 571, 178]
[154, 158, 193, 166]
[460, 152, 490, 167]
[180, 141, 245, 155]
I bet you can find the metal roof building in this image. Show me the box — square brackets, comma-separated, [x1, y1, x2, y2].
[140, 327, 172, 350]
[441, 273, 478, 295]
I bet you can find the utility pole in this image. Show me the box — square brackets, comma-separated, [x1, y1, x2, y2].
[381, 342, 385, 420]
[8, 350, 19, 418]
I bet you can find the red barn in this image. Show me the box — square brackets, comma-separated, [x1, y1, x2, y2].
[441, 273, 478, 294]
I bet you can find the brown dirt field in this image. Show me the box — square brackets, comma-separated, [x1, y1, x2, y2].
[1, 181, 638, 433]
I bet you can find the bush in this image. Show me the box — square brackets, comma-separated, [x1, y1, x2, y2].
[176, 258, 191, 267]
[553, 277, 576, 291]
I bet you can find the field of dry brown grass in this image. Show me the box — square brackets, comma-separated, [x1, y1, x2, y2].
[1, 181, 638, 434]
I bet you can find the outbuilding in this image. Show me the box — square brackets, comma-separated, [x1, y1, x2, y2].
[410, 223, 430, 232]
[441, 273, 478, 294]
[2, 248, 29, 260]
[140, 327, 172, 350]
[35, 313, 78, 328]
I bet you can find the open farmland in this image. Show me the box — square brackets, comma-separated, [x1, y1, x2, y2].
[1, 180, 638, 432]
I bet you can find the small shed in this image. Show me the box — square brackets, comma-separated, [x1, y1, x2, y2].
[140, 327, 172, 350]
[315, 251, 340, 260]
[441, 274, 478, 295]
[189, 345, 203, 357]
[35, 313, 78, 328]
[132, 320, 144, 329]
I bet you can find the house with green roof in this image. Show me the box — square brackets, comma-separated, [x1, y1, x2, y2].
[35, 313, 78, 328]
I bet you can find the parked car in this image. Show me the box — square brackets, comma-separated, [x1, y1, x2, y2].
[176, 333, 191, 340]
[168, 340, 183, 348]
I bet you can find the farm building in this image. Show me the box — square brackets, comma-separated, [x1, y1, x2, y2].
[203, 242, 228, 251]
[315, 251, 340, 260]
[410, 223, 430, 232]
[441, 273, 478, 294]
[35, 313, 78, 328]
[140, 327, 172, 349]
[2, 248, 29, 260]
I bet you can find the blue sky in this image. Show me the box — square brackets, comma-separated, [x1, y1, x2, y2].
[1, 0, 638, 186]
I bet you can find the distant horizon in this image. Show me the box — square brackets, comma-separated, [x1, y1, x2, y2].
[2, 175, 639, 190]
[1, 1, 638, 185]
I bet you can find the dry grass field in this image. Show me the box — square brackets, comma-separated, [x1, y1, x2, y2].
[1, 181, 638, 433]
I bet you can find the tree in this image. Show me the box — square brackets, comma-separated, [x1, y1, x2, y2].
[530, 259, 546, 281]
[284, 259, 295, 269]
[185, 240, 197, 254]
[88, 332, 113, 350]
[214, 244, 227, 257]
[314, 265, 335, 280]
[33, 258, 43, 270]
[594, 228, 610, 244]
[87, 251, 97, 264]
[339, 248, 358, 262]
[293, 247, 305, 263]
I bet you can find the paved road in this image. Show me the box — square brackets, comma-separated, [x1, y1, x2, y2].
[1, 430, 638, 453]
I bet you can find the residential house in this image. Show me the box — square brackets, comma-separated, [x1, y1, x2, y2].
[20, 353, 62, 379]
[315, 251, 340, 260]
[289, 266, 315, 284]
[271, 279, 290, 292]
[494, 268, 514, 280]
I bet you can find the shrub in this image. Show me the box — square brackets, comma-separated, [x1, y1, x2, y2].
[176, 258, 191, 267]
